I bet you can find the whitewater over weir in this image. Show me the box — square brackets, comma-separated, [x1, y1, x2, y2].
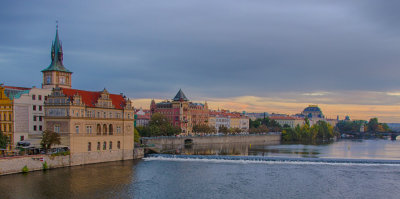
[145, 154, 400, 166]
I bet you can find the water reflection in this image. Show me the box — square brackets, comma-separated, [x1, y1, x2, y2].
[0, 160, 140, 199]
[158, 139, 400, 160]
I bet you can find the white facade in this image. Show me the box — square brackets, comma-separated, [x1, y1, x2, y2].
[13, 87, 51, 146]
[239, 117, 249, 131]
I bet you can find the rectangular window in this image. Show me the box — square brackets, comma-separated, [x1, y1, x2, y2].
[39, 106, 42, 111]
[54, 125, 60, 133]
[86, 126, 92, 134]
[88, 142, 91, 151]
[39, 125, 42, 131]
[33, 125, 37, 131]
[76, 126, 79, 134]
[38, 95, 42, 100]
[33, 116, 37, 121]
[32, 95, 36, 100]
[109, 141, 112, 150]
[97, 142, 100, 150]
[117, 141, 121, 149]
[20, 136, 24, 141]
[39, 116, 42, 121]
[45, 96, 48, 101]
[33, 105, 36, 111]
[103, 142, 106, 150]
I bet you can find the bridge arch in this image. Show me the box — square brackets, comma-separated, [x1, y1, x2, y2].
[184, 139, 193, 145]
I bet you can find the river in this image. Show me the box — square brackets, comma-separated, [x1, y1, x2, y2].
[0, 139, 399, 199]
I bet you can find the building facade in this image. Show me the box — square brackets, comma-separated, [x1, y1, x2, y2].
[269, 116, 304, 128]
[44, 87, 135, 164]
[135, 108, 151, 127]
[0, 85, 14, 150]
[150, 89, 209, 135]
[4, 86, 51, 147]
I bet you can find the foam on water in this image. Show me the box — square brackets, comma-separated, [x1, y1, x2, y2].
[144, 154, 400, 166]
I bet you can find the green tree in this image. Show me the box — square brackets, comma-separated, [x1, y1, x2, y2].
[40, 130, 61, 153]
[134, 128, 140, 143]
[0, 130, 10, 149]
[368, 118, 379, 132]
[218, 125, 229, 134]
[137, 113, 181, 137]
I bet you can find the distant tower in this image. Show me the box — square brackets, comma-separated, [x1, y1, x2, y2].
[41, 24, 72, 89]
[150, 99, 156, 114]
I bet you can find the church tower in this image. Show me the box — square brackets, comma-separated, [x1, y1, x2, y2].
[41, 25, 72, 89]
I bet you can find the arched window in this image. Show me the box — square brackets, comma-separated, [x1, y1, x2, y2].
[97, 142, 100, 150]
[97, 124, 101, 135]
[109, 124, 113, 135]
[103, 141, 106, 150]
[117, 141, 121, 149]
[103, 124, 107, 135]
[88, 142, 91, 151]
[109, 141, 112, 150]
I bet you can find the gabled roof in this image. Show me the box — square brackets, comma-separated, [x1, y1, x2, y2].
[173, 89, 189, 101]
[42, 26, 72, 73]
[61, 88, 126, 109]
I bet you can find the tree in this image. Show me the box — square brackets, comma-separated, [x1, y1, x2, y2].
[0, 130, 10, 149]
[40, 130, 61, 153]
[137, 113, 181, 137]
[134, 128, 140, 143]
[218, 126, 229, 134]
[368, 118, 379, 132]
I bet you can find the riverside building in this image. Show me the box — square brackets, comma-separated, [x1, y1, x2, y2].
[150, 89, 209, 135]
[40, 26, 135, 164]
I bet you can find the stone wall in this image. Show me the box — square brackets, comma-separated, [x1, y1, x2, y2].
[142, 134, 281, 146]
[0, 155, 70, 175]
[0, 148, 138, 175]
[134, 148, 144, 159]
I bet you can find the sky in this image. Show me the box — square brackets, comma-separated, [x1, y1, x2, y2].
[1, 0, 400, 122]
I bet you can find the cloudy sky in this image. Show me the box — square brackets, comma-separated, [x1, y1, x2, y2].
[1, 0, 400, 122]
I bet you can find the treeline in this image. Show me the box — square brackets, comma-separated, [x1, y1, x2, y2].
[282, 119, 338, 142]
[250, 117, 337, 142]
[336, 118, 390, 133]
[249, 118, 282, 133]
[136, 113, 181, 137]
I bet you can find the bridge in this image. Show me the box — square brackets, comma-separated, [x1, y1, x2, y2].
[341, 131, 400, 140]
[141, 133, 281, 147]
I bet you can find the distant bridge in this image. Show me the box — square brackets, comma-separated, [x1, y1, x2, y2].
[341, 131, 400, 140]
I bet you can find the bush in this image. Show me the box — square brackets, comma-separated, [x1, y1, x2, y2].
[42, 161, 49, 170]
[22, 165, 29, 173]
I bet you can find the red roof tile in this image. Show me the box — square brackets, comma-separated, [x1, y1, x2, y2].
[61, 88, 126, 109]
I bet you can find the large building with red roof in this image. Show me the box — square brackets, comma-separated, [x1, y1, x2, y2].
[150, 89, 209, 135]
[41, 27, 135, 164]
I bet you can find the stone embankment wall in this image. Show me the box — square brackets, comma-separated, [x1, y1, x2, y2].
[0, 155, 70, 175]
[142, 134, 281, 146]
[0, 148, 144, 176]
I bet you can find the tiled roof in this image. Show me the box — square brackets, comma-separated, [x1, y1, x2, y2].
[269, 116, 303, 120]
[173, 89, 189, 101]
[61, 88, 126, 109]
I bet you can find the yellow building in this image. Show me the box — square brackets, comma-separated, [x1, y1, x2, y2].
[230, 116, 241, 129]
[0, 85, 13, 150]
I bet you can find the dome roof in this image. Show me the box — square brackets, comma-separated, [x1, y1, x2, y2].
[303, 106, 321, 112]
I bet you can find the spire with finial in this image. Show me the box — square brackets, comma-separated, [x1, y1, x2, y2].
[42, 22, 71, 73]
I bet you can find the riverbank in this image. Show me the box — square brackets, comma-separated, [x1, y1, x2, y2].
[0, 148, 144, 176]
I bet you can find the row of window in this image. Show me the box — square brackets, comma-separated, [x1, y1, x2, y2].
[32, 95, 47, 101]
[75, 124, 122, 135]
[88, 141, 121, 151]
[0, 124, 12, 132]
[33, 116, 43, 122]
[33, 105, 43, 111]
[0, 113, 12, 121]
[33, 125, 43, 131]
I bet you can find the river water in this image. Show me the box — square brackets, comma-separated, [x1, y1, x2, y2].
[0, 139, 399, 199]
